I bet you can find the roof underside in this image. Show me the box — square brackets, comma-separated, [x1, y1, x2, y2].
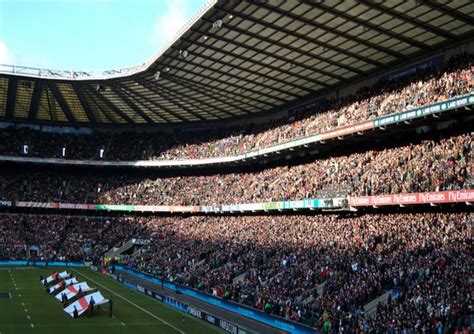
[0, 0, 473, 126]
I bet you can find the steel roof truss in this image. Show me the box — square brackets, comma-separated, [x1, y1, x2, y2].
[120, 84, 186, 122]
[85, 87, 135, 124]
[110, 86, 154, 123]
[359, 0, 460, 42]
[47, 82, 77, 122]
[217, 6, 384, 68]
[256, 1, 408, 61]
[28, 80, 43, 121]
[72, 84, 99, 123]
[5, 78, 17, 119]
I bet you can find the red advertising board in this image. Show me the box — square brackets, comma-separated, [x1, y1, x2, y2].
[349, 190, 474, 207]
[15, 201, 59, 208]
[320, 120, 374, 140]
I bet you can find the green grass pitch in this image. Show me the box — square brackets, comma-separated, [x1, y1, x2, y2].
[0, 267, 224, 334]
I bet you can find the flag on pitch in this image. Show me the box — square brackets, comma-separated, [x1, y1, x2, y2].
[48, 277, 78, 294]
[55, 282, 93, 301]
[63, 291, 109, 317]
[42, 271, 69, 285]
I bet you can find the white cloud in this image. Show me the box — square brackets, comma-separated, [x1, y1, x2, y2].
[0, 41, 50, 69]
[149, 0, 191, 50]
[0, 41, 15, 65]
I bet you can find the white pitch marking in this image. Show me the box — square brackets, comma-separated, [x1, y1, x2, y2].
[73, 270, 184, 334]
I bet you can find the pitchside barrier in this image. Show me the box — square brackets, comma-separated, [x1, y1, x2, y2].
[110, 272, 248, 334]
[0, 260, 85, 267]
[114, 265, 317, 334]
[7, 189, 474, 214]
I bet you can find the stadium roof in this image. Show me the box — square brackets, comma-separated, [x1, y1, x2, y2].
[0, 0, 473, 126]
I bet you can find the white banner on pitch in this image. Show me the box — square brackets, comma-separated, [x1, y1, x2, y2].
[55, 282, 93, 301]
[49, 277, 78, 294]
[63, 292, 109, 317]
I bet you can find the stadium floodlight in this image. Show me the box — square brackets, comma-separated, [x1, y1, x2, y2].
[154, 71, 160, 80]
[212, 19, 223, 30]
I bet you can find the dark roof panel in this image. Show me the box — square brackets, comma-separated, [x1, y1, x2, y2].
[0, 0, 472, 126]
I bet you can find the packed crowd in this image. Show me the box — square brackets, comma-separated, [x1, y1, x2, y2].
[0, 54, 472, 161]
[1, 132, 471, 205]
[0, 214, 144, 262]
[120, 213, 472, 332]
[1, 212, 471, 332]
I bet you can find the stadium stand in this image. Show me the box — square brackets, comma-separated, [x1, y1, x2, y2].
[1, 1, 473, 333]
[0, 54, 472, 161]
[0, 212, 472, 332]
[0, 131, 471, 205]
[0, 214, 144, 262]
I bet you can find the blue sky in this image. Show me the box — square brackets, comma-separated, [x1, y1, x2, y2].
[0, 0, 207, 70]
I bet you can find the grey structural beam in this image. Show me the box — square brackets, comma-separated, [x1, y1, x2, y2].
[72, 84, 99, 123]
[193, 20, 365, 77]
[158, 53, 285, 107]
[5, 77, 17, 119]
[135, 77, 210, 121]
[216, 5, 384, 68]
[28, 80, 43, 121]
[111, 86, 154, 123]
[156, 73, 248, 117]
[163, 49, 302, 102]
[82, 88, 115, 123]
[256, 1, 408, 61]
[359, 0, 460, 41]
[138, 78, 213, 121]
[422, 0, 474, 26]
[120, 83, 187, 122]
[85, 86, 136, 124]
[309, 1, 432, 52]
[47, 82, 77, 122]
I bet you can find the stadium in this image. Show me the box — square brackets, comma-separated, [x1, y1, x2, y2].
[0, 0, 473, 333]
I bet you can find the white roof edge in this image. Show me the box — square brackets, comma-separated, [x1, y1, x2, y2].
[0, 0, 218, 81]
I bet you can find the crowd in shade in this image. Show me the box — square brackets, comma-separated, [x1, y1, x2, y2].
[0, 212, 471, 333]
[0, 214, 144, 262]
[0, 54, 471, 161]
[0, 132, 471, 205]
